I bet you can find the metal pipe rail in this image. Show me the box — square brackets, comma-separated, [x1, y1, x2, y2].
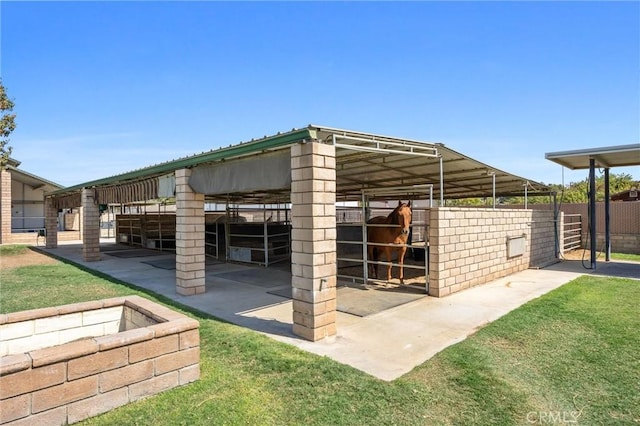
[336, 221, 429, 293]
[227, 223, 291, 267]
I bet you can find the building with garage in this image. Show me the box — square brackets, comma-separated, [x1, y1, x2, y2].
[45, 125, 556, 341]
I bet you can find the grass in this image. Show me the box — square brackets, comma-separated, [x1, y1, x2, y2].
[0, 244, 30, 256]
[611, 252, 640, 262]
[1, 247, 639, 425]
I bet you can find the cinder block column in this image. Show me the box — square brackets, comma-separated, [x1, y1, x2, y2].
[0, 168, 12, 243]
[428, 208, 448, 297]
[45, 197, 58, 248]
[175, 168, 205, 295]
[290, 141, 337, 341]
[82, 188, 101, 261]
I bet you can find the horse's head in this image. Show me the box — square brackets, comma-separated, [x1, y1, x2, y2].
[394, 200, 412, 236]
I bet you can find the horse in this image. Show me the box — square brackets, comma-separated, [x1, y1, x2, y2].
[366, 201, 412, 284]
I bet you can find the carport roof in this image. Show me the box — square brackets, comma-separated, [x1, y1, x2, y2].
[50, 125, 549, 201]
[545, 144, 640, 170]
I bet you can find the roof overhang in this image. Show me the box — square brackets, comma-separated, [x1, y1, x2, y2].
[50, 127, 314, 196]
[545, 144, 640, 170]
[48, 124, 550, 203]
[312, 125, 549, 201]
[8, 165, 63, 193]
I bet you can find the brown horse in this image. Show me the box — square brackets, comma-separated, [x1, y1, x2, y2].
[366, 201, 412, 284]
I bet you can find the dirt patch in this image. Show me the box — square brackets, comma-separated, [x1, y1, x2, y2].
[0, 249, 59, 270]
[562, 249, 599, 261]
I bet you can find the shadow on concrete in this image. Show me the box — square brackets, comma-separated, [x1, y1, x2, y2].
[543, 259, 640, 280]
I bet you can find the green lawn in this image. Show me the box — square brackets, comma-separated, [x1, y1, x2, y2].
[611, 252, 640, 262]
[1, 247, 638, 425]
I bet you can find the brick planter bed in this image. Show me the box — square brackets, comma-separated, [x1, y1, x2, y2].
[0, 296, 200, 425]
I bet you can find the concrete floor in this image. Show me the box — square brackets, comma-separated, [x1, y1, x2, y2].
[41, 240, 639, 381]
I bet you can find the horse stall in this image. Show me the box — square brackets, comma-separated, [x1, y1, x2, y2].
[116, 212, 176, 251]
[222, 205, 291, 267]
[336, 190, 432, 294]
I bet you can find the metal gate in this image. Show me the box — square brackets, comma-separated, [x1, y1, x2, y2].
[563, 214, 582, 252]
[336, 186, 432, 293]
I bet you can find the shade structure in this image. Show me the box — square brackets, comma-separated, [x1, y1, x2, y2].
[545, 144, 640, 170]
[545, 143, 640, 268]
[48, 125, 550, 204]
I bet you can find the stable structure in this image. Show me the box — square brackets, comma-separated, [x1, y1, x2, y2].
[46, 125, 554, 341]
[0, 158, 69, 245]
[546, 144, 640, 268]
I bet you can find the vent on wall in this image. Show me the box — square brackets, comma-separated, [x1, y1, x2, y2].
[507, 235, 526, 258]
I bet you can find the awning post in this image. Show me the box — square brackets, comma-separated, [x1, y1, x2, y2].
[589, 158, 596, 270]
[604, 168, 611, 262]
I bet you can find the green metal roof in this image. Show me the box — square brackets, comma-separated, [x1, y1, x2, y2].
[50, 127, 314, 195]
[49, 124, 550, 201]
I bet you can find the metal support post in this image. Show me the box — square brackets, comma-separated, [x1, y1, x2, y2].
[589, 158, 596, 270]
[604, 168, 611, 262]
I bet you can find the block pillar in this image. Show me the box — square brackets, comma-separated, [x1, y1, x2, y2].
[290, 141, 337, 341]
[0, 168, 11, 243]
[45, 197, 58, 248]
[82, 188, 101, 261]
[427, 208, 447, 297]
[175, 168, 205, 295]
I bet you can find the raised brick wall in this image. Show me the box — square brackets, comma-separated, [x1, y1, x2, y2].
[0, 296, 200, 425]
[290, 142, 337, 341]
[428, 208, 556, 297]
[2, 231, 80, 245]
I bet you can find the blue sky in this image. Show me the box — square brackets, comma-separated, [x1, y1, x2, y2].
[1, 1, 638, 188]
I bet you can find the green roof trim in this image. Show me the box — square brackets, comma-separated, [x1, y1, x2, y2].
[51, 127, 314, 195]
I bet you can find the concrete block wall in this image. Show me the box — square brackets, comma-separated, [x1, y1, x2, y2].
[290, 142, 337, 341]
[1, 305, 124, 357]
[0, 296, 200, 425]
[428, 208, 556, 297]
[0, 169, 11, 244]
[529, 210, 557, 266]
[175, 169, 205, 295]
[81, 189, 100, 261]
[584, 234, 640, 255]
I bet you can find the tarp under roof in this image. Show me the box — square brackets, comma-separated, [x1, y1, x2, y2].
[49, 125, 549, 204]
[545, 144, 640, 170]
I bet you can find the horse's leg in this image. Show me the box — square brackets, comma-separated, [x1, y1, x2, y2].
[385, 247, 392, 281]
[398, 247, 407, 285]
[367, 245, 377, 279]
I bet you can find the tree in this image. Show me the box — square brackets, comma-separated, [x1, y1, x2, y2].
[503, 173, 637, 205]
[0, 80, 16, 169]
[456, 172, 638, 206]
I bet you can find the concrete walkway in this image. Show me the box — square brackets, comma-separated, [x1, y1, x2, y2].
[40, 241, 639, 381]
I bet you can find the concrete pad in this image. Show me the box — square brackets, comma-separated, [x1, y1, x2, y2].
[38, 240, 637, 381]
